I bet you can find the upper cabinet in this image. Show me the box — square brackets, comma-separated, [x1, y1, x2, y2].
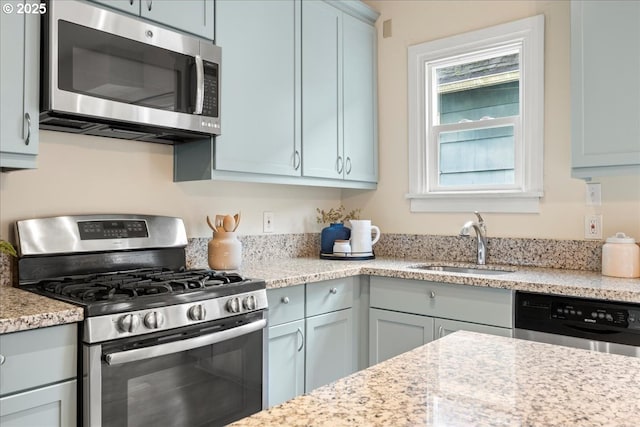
[174, 0, 379, 189]
[214, 0, 301, 177]
[90, 0, 215, 41]
[302, 0, 378, 183]
[0, 0, 40, 171]
[571, 1, 640, 178]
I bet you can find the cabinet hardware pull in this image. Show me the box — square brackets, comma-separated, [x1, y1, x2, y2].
[296, 328, 304, 352]
[147, 0, 152, 11]
[345, 157, 352, 174]
[336, 156, 344, 174]
[293, 150, 301, 170]
[0, 354, 5, 365]
[281, 296, 290, 304]
[330, 287, 338, 294]
[24, 113, 31, 145]
[429, 290, 436, 299]
[438, 325, 444, 338]
[129, 0, 134, 5]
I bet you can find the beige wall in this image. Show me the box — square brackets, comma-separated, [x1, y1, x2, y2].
[345, 0, 640, 240]
[0, 131, 341, 239]
[1, 0, 639, 243]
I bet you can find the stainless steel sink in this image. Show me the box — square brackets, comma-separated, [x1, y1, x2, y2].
[409, 264, 516, 275]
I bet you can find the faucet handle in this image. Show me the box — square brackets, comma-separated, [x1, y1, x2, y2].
[473, 211, 485, 224]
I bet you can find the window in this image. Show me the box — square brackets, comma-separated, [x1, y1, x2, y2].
[407, 15, 544, 213]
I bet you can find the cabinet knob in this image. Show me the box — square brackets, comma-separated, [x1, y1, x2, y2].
[330, 287, 338, 294]
[281, 296, 290, 304]
[429, 290, 436, 299]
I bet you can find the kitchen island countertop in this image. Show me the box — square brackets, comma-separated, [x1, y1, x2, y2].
[230, 330, 640, 427]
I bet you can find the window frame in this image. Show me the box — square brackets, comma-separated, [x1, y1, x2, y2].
[407, 15, 545, 213]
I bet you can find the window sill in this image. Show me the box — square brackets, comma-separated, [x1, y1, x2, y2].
[406, 191, 542, 213]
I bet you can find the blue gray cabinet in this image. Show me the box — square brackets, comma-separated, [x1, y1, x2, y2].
[369, 277, 513, 365]
[214, 0, 301, 177]
[0, 324, 77, 426]
[266, 277, 357, 406]
[571, 1, 640, 178]
[89, 0, 214, 40]
[0, 1, 39, 170]
[301, 0, 378, 184]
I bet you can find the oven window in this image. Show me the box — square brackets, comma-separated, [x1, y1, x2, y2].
[57, 21, 194, 113]
[100, 324, 263, 427]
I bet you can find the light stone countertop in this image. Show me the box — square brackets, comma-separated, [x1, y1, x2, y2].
[230, 330, 640, 427]
[237, 257, 640, 303]
[0, 286, 83, 334]
[2, 256, 639, 334]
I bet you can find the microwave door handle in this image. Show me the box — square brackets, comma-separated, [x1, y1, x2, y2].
[193, 55, 204, 115]
[104, 318, 266, 365]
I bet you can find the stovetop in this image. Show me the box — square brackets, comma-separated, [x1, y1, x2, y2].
[28, 267, 265, 317]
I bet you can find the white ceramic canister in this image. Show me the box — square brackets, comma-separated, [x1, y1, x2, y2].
[208, 231, 242, 270]
[601, 232, 640, 278]
[333, 240, 351, 257]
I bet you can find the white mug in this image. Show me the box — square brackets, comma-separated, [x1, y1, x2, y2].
[348, 220, 380, 255]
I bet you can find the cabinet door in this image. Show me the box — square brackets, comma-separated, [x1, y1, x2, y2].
[301, 0, 343, 179]
[369, 308, 434, 366]
[140, 0, 214, 40]
[343, 13, 377, 183]
[305, 309, 354, 392]
[215, 0, 301, 176]
[0, 1, 39, 169]
[571, 1, 640, 177]
[0, 380, 76, 427]
[90, 0, 141, 14]
[268, 320, 305, 407]
[433, 318, 513, 340]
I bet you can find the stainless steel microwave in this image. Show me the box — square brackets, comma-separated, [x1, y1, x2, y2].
[40, 0, 221, 143]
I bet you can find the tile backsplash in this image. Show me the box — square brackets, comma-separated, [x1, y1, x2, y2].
[1, 233, 602, 287]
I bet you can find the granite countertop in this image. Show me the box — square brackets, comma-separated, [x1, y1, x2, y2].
[231, 330, 640, 427]
[0, 286, 84, 334]
[2, 256, 639, 334]
[237, 257, 640, 303]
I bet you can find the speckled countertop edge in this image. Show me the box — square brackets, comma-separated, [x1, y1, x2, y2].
[0, 286, 84, 334]
[2, 256, 639, 334]
[230, 330, 640, 427]
[235, 257, 640, 303]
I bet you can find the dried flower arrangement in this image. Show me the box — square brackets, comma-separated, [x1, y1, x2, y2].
[0, 240, 17, 257]
[316, 205, 361, 224]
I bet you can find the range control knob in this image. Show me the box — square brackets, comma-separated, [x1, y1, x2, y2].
[144, 311, 165, 329]
[226, 297, 241, 313]
[243, 295, 257, 311]
[117, 314, 140, 333]
[188, 304, 207, 321]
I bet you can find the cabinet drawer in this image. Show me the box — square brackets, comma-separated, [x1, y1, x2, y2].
[0, 324, 77, 396]
[306, 277, 354, 317]
[267, 285, 305, 327]
[370, 277, 513, 328]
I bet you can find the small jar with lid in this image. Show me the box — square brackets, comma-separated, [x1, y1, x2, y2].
[602, 232, 640, 278]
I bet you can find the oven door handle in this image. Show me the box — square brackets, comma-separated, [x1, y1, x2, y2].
[104, 318, 266, 365]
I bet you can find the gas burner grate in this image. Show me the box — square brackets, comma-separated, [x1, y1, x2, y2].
[36, 268, 248, 302]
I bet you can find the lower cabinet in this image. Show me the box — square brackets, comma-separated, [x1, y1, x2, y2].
[369, 277, 513, 365]
[267, 277, 357, 407]
[0, 380, 76, 427]
[0, 324, 77, 427]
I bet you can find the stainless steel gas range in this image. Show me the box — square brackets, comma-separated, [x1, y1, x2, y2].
[15, 214, 267, 427]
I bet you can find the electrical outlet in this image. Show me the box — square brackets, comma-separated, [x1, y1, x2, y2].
[584, 214, 603, 239]
[586, 182, 602, 206]
[263, 212, 274, 233]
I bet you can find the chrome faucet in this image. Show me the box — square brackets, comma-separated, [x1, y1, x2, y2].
[460, 211, 487, 265]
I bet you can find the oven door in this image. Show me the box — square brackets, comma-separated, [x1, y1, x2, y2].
[84, 312, 267, 427]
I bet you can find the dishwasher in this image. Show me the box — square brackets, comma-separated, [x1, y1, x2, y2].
[514, 291, 640, 357]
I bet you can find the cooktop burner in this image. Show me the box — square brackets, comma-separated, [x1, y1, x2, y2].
[28, 267, 264, 317]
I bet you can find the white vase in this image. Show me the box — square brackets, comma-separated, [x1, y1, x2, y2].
[208, 231, 242, 270]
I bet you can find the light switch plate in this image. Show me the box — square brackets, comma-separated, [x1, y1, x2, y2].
[263, 212, 274, 233]
[586, 182, 601, 206]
